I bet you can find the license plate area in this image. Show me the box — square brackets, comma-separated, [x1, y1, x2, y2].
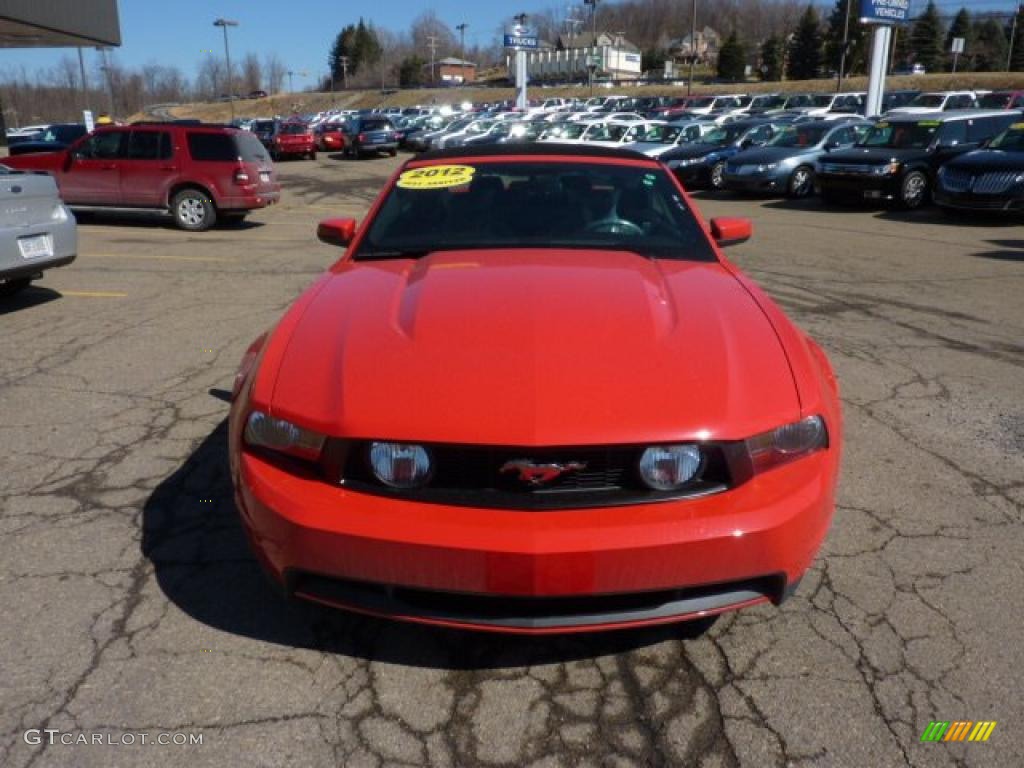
[259, 171, 271, 183]
[18, 234, 53, 260]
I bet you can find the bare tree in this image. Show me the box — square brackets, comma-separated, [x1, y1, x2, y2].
[195, 55, 226, 100]
[241, 52, 262, 93]
[264, 53, 286, 94]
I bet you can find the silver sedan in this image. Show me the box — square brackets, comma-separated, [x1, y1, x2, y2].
[0, 164, 77, 297]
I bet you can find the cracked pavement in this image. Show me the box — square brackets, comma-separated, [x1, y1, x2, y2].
[1, 154, 1021, 767]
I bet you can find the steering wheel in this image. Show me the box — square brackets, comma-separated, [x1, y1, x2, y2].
[583, 218, 645, 236]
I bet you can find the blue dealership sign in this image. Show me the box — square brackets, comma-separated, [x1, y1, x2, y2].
[504, 25, 539, 49]
[859, 0, 910, 25]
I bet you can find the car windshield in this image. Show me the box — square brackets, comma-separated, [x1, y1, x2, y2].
[279, 123, 307, 134]
[859, 121, 939, 149]
[355, 161, 716, 262]
[987, 125, 1024, 151]
[235, 132, 269, 162]
[769, 125, 828, 147]
[360, 119, 392, 132]
[687, 97, 714, 109]
[978, 93, 1012, 109]
[253, 121, 275, 132]
[909, 94, 945, 107]
[642, 124, 681, 143]
[751, 96, 786, 109]
[560, 124, 588, 139]
[696, 124, 745, 145]
[809, 95, 833, 107]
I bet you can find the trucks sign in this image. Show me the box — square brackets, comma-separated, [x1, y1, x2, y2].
[859, 0, 910, 25]
[504, 25, 539, 49]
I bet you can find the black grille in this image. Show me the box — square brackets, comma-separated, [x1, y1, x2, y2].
[337, 441, 734, 510]
[290, 571, 785, 629]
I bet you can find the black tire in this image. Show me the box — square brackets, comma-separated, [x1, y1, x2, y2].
[0, 277, 31, 298]
[388, 148, 398, 157]
[709, 161, 727, 190]
[309, 151, 317, 161]
[898, 170, 929, 210]
[171, 188, 217, 232]
[788, 165, 815, 199]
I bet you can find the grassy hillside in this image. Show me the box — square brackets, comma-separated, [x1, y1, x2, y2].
[144, 71, 1024, 123]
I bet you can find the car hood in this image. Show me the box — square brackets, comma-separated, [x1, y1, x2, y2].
[730, 146, 815, 164]
[886, 106, 941, 115]
[267, 250, 801, 445]
[662, 143, 728, 161]
[944, 149, 1024, 172]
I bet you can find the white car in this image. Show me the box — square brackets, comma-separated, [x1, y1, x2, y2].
[580, 120, 660, 148]
[686, 94, 748, 116]
[626, 120, 719, 157]
[887, 91, 978, 115]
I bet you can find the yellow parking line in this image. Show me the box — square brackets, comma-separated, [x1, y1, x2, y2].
[61, 290, 127, 298]
[90, 253, 233, 263]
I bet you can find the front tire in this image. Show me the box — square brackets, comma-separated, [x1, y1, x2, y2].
[788, 165, 815, 198]
[898, 170, 929, 210]
[0, 277, 31, 298]
[388, 148, 398, 157]
[172, 189, 216, 232]
[709, 161, 726, 190]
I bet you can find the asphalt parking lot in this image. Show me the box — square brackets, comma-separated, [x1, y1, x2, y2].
[2, 152, 1022, 768]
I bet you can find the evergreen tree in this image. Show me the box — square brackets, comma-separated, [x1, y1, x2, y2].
[787, 6, 823, 81]
[909, 1, 945, 73]
[1010, 5, 1024, 71]
[972, 18, 1008, 72]
[398, 55, 426, 87]
[825, 0, 867, 77]
[717, 31, 747, 81]
[328, 25, 358, 80]
[353, 20, 383, 71]
[944, 8, 973, 71]
[760, 36, 785, 81]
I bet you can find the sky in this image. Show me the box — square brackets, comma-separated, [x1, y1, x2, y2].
[0, 0, 1019, 85]
[0, 0, 564, 84]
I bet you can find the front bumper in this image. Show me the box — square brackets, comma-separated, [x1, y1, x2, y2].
[817, 174, 900, 201]
[234, 448, 837, 633]
[0, 216, 77, 281]
[724, 169, 789, 193]
[275, 144, 315, 156]
[358, 141, 399, 154]
[934, 188, 1024, 212]
[670, 164, 711, 189]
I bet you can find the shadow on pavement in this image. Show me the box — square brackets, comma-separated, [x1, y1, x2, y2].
[974, 238, 1024, 261]
[143, 419, 712, 670]
[0, 284, 62, 315]
[76, 212, 265, 231]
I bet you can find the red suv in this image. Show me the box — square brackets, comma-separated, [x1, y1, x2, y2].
[2, 122, 281, 231]
[272, 122, 316, 161]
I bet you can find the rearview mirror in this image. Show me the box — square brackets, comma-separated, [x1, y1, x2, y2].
[317, 218, 357, 247]
[710, 217, 752, 247]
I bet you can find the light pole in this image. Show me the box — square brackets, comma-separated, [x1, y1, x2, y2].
[97, 47, 115, 115]
[77, 47, 90, 113]
[1009, 5, 1021, 72]
[837, 0, 851, 92]
[687, 0, 696, 96]
[213, 18, 238, 120]
[584, 0, 599, 94]
[456, 23, 468, 84]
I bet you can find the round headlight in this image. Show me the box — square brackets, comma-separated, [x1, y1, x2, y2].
[369, 442, 432, 489]
[772, 416, 826, 454]
[638, 445, 703, 491]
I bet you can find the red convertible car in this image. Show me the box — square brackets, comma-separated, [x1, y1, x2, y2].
[229, 145, 841, 634]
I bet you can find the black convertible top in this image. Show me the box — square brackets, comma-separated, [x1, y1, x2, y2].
[416, 143, 658, 163]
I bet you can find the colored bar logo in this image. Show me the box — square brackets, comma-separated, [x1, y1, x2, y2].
[920, 721, 996, 742]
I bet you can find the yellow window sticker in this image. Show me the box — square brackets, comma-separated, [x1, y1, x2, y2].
[1011, 122, 1024, 130]
[918, 120, 940, 127]
[397, 165, 476, 190]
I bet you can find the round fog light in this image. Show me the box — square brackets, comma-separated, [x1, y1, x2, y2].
[369, 442, 432, 489]
[639, 445, 703, 491]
